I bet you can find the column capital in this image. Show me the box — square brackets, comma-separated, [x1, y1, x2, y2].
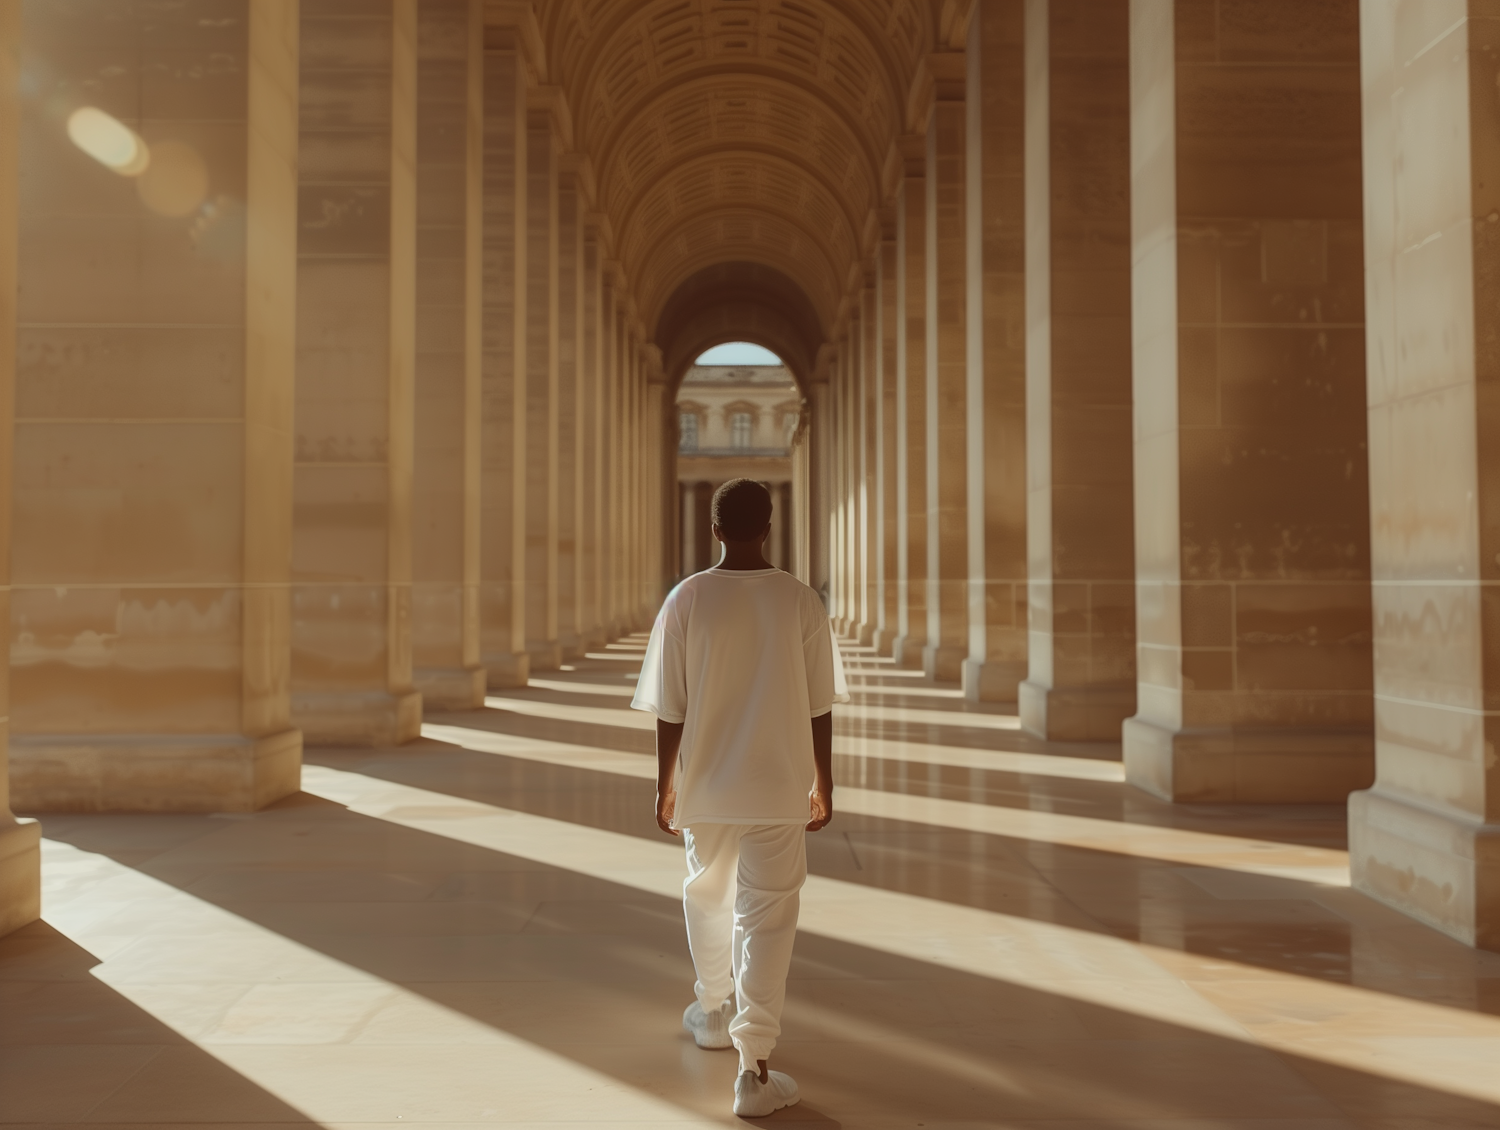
[527, 84, 573, 148]
[560, 152, 597, 209]
[906, 51, 965, 134]
[882, 134, 926, 201]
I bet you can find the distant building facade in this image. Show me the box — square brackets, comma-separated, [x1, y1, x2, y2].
[675, 364, 803, 576]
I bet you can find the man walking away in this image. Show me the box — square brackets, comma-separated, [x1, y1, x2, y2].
[632, 478, 847, 1117]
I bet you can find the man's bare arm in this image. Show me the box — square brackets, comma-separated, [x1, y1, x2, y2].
[655, 719, 685, 836]
[807, 711, 833, 832]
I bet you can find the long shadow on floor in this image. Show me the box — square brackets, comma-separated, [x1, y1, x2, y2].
[309, 736, 1500, 1009]
[35, 796, 1500, 1129]
[0, 922, 319, 1125]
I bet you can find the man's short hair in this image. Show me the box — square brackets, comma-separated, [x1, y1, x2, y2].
[711, 478, 773, 540]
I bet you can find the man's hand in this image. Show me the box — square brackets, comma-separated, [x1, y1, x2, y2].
[806, 779, 833, 831]
[655, 719, 685, 838]
[656, 788, 679, 836]
[807, 711, 834, 831]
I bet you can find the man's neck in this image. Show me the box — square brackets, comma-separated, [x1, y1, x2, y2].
[716, 545, 772, 571]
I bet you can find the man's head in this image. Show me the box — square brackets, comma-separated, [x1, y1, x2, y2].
[711, 478, 773, 542]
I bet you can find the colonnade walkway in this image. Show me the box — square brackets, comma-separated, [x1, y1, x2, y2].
[3, 640, 1498, 1128]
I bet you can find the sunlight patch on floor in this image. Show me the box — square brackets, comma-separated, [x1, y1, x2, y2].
[304, 762, 1500, 1108]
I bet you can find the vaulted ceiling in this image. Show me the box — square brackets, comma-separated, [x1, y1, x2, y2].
[530, 0, 968, 382]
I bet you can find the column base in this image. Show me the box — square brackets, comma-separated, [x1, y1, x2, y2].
[528, 642, 563, 672]
[297, 691, 422, 747]
[1123, 716, 1373, 803]
[1019, 682, 1135, 741]
[1350, 786, 1500, 951]
[890, 634, 926, 669]
[871, 628, 898, 657]
[485, 651, 531, 688]
[923, 644, 965, 683]
[962, 659, 1026, 703]
[855, 621, 876, 646]
[558, 633, 582, 661]
[415, 666, 486, 711]
[10, 729, 303, 813]
[0, 818, 41, 937]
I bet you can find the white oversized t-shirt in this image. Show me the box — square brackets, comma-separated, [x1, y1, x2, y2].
[631, 567, 849, 827]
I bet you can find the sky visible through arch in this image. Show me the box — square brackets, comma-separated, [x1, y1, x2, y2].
[695, 341, 783, 366]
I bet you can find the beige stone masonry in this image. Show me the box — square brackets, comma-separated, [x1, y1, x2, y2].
[292, 0, 421, 747]
[556, 162, 584, 658]
[478, 27, 528, 687]
[1019, 0, 1137, 740]
[893, 151, 929, 668]
[1124, 0, 1373, 802]
[524, 101, 560, 671]
[0, 0, 39, 925]
[412, 0, 484, 711]
[1350, 0, 1500, 950]
[924, 63, 971, 683]
[963, 0, 1029, 703]
[10, 0, 303, 805]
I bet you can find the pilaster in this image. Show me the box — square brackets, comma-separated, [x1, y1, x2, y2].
[892, 150, 929, 668]
[923, 61, 971, 683]
[412, 0, 485, 710]
[1017, 0, 1137, 737]
[9, 0, 303, 804]
[524, 100, 560, 670]
[1123, 0, 1372, 801]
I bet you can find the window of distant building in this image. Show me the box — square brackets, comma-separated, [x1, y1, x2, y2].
[679, 412, 699, 452]
[731, 412, 753, 448]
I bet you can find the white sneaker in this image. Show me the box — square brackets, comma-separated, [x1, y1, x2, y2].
[733, 1069, 799, 1117]
[682, 999, 733, 1049]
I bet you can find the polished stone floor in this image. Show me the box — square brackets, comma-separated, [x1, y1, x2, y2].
[3, 638, 1499, 1128]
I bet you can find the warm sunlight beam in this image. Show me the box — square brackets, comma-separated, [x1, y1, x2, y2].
[304, 764, 1500, 1108]
[421, 724, 1343, 883]
[67, 106, 150, 175]
[38, 839, 705, 1124]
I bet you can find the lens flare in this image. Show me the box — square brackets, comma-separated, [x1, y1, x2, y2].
[66, 106, 149, 176]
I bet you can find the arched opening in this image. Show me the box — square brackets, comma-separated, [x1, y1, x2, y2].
[674, 342, 802, 581]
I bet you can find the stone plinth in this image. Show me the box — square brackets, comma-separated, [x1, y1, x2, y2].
[1018, 0, 1137, 740]
[9, 0, 302, 809]
[1123, 0, 1373, 801]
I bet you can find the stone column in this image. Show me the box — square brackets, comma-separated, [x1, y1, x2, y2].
[580, 216, 603, 645]
[0, 0, 40, 924]
[598, 272, 617, 635]
[478, 26, 528, 687]
[623, 331, 638, 624]
[962, 3, 1029, 702]
[808, 378, 832, 601]
[9, 0, 303, 807]
[1018, 0, 1137, 738]
[524, 97, 560, 670]
[412, 0, 484, 710]
[681, 482, 695, 576]
[555, 160, 583, 657]
[834, 333, 853, 632]
[1350, 2, 1500, 950]
[893, 144, 929, 667]
[875, 233, 900, 654]
[923, 57, 971, 683]
[292, 0, 422, 745]
[1124, 0, 1372, 801]
[858, 285, 880, 645]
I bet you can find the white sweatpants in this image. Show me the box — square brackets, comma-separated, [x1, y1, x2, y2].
[682, 822, 807, 1074]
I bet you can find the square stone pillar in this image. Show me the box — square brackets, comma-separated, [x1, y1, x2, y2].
[892, 145, 929, 667]
[478, 27, 528, 687]
[411, 0, 484, 710]
[963, 2, 1030, 703]
[524, 97, 560, 670]
[874, 233, 900, 655]
[0, 0, 40, 925]
[837, 329, 857, 633]
[10, 0, 303, 807]
[1018, 0, 1138, 739]
[923, 58, 971, 683]
[556, 160, 584, 657]
[1124, 0, 1373, 801]
[580, 217, 603, 646]
[1350, 2, 1500, 950]
[808, 377, 832, 601]
[293, 0, 422, 746]
[857, 285, 880, 645]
